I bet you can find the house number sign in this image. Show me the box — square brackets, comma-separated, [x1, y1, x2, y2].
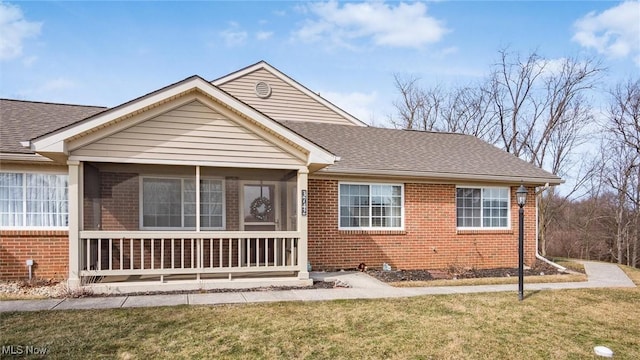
[301, 189, 307, 216]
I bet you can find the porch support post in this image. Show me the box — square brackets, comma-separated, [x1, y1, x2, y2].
[67, 160, 82, 289]
[195, 165, 200, 232]
[297, 168, 309, 280]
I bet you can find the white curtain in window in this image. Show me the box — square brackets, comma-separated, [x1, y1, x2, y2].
[26, 174, 68, 227]
[0, 173, 68, 228]
[0, 173, 24, 227]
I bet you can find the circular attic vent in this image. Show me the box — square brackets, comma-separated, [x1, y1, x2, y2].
[255, 81, 272, 99]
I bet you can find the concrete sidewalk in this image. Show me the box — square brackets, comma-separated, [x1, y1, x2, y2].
[0, 261, 635, 313]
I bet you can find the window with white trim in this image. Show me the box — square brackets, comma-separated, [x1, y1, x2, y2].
[141, 177, 224, 229]
[339, 183, 403, 229]
[0, 172, 68, 228]
[456, 187, 509, 228]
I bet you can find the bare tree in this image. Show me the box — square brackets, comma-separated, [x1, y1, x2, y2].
[487, 50, 604, 255]
[605, 79, 640, 265]
[391, 74, 443, 131]
[391, 76, 498, 139]
[603, 142, 637, 263]
[392, 49, 604, 256]
[610, 79, 640, 153]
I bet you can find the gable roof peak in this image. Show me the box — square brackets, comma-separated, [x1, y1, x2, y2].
[212, 61, 368, 127]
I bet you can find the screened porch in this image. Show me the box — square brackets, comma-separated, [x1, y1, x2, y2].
[71, 162, 309, 286]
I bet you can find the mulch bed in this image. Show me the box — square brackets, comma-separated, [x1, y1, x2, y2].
[367, 260, 571, 283]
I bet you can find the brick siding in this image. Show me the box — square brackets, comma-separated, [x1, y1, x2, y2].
[0, 175, 539, 280]
[0, 230, 68, 281]
[100, 172, 139, 230]
[308, 179, 538, 271]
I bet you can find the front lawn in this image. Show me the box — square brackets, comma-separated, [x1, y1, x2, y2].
[1, 281, 639, 359]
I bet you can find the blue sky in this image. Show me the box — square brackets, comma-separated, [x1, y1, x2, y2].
[1, 0, 639, 126]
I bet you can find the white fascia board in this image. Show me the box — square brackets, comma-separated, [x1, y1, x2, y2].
[213, 61, 368, 127]
[317, 168, 564, 186]
[68, 155, 308, 170]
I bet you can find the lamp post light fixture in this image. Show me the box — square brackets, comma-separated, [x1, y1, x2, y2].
[516, 184, 528, 301]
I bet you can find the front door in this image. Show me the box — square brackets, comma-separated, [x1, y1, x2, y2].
[241, 182, 278, 231]
[240, 182, 279, 265]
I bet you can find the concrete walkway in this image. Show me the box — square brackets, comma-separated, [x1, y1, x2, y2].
[0, 261, 635, 313]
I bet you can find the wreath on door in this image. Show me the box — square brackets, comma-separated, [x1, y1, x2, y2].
[250, 196, 273, 221]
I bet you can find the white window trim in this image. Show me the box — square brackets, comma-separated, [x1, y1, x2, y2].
[0, 170, 70, 230]
[139, 175, 226, 231]
[455, 185, 511, 230]
[338, 181, 405, 231]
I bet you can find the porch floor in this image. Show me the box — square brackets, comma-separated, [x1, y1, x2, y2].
[88, 271, 298, 284]
[83, 271, 309, 294]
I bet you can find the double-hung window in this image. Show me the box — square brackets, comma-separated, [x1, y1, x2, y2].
[141, 177, 224, 230]
[456, 187, 509, 229]
[0, 172, 68, 228]
[339, 183, 403, 230]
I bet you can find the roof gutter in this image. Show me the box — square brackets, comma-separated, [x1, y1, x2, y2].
[0, 152, 57, 163]
[317, 168, 563, 186]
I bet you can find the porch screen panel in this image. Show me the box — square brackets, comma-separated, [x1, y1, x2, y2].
[184, 179, 224, 228]
[144, 177, 223, 229]
[142, 178, 182, 228]
[199, 179, 223, 228]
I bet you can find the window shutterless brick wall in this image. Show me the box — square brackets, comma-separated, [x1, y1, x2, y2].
[0, 230, 68, 280]
[308, 179, 538, 271]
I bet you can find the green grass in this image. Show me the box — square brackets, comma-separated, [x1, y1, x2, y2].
[2, 286, 639, 359]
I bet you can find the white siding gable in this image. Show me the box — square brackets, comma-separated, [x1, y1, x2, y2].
[218, 68, 356, 126]
[71, 100, 305, 168]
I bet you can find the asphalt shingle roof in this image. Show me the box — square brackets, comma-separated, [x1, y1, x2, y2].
[0, 98, 560, 184]
[282, 121, 561, 184]
[0, 99, 106, 154]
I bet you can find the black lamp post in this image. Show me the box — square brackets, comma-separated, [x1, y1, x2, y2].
[516, 184, 528, 301]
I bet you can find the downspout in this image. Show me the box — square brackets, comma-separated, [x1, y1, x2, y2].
[535, 184, 567, 272]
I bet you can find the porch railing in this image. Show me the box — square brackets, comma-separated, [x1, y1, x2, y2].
[79, 231, 300, 280]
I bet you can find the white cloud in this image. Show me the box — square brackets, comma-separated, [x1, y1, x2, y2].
[294, 0, 448, 49]
[256, 31, 273, 40]
[535, 57, 568, 76]
[38, 77, 76, 93]
[0, 1, 42, 60]
[320, 89, 378, 122]
[439, 46, 458, 57]
[219, 22, 248, 46]
[11, 77, 78, 102]
[572, 1, 640, 66]
[21, 54, 37, 67]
